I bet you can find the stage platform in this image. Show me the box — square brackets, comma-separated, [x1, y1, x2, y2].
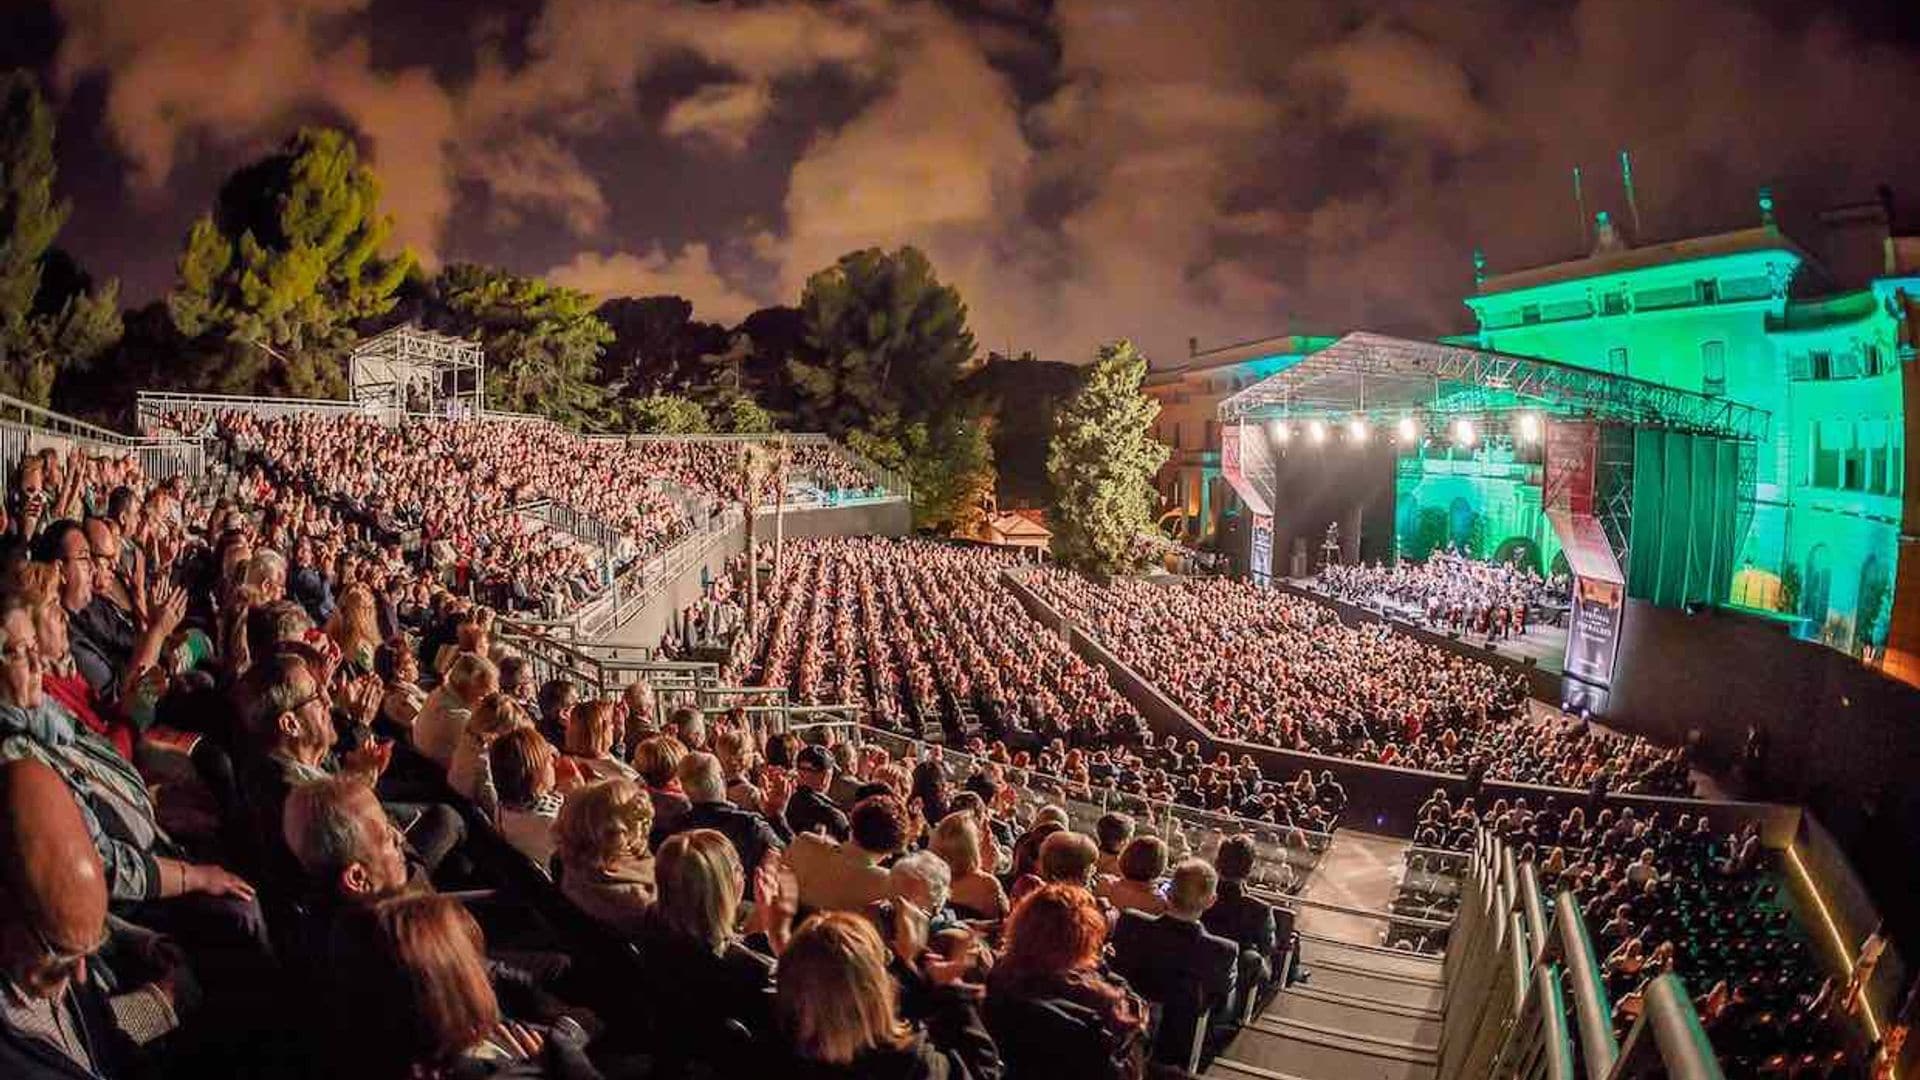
[1286, 578, 1568, 677]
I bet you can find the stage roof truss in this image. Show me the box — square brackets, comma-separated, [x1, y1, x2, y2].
[1219, 331, 1770, 442]
[349, 325, 485, 417]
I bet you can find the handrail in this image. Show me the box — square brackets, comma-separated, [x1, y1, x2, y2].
[1613, 974, 1727, 1080]
[1534, 962, 1579, 1080]
[1519, 861, 1550, 969]
[1557, 887, 1621, 1080]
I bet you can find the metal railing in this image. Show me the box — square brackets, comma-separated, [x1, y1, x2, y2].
[2, 393, 209, 485]
[1438, 828, 1726, 1080]
[135, 390, 374, 433]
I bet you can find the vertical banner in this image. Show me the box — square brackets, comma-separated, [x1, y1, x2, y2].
[1544, 418, 1599, 514]
[1251, 514, 1274, 586]
[1566, 576, 1624, 689]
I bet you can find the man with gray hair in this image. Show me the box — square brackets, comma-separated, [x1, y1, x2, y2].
[651, 751, 787, 891]
[1109, 858, 1238, 1066]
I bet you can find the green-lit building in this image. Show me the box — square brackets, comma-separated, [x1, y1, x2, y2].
[1464, 194, 1918, 662]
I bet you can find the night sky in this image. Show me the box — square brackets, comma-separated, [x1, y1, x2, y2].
[6, 0, 1920, 364]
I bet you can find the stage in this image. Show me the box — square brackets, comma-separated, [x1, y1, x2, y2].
[1288, 578, 1571, 677]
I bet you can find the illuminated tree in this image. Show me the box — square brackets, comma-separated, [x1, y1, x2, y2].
[0, 71, 121, 405]
[427, 264, 610, 425]
[1048, 340, 1167, 574]
[623, 392, 711, 434]
[168, 127, 411, 397]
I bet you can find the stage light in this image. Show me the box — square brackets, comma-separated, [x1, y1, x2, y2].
[1518, 412, 1541, 442]
[1270, 420, 1290, 443]
[1454, 418, 1477, 446]
[1396, 416, 1417, 442]
[1308, 420, 1327, 444]
[1347, 417, 1368, 442]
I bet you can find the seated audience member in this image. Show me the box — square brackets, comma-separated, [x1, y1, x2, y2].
[667, 706, 706, 752]
[931, 812, 1009, 922]
[653, 752, 787, 886]
[633, 735, 691, 840]
[451, 693, 533, 821]
[1203, 834, 1292, 1000]
[786, 744, 851, 842]
[775, 911, 1000, 1079]
[374, 638, 425, 736]
[1037, 830, 1100, 891]
[788, 794, 911, 914]
[0, 759, 144, 1079]
[564, 702, 635, 785]
[1109, 860, 1237, 1064]
[553, 779, 657, 936]
[535, 680, 577, 751]
[1100, 836, 1168, 917]
[712, 727, 762, 808]
[640, 830, 788, 1055]
[490, 729, 564, 871]
[327, 893, 598, 1079]
[415, 653, 498, 769]
[1094, 813, 1134, 881]
[985, 884, 1147, 1080]
[887, 851, 956, 930]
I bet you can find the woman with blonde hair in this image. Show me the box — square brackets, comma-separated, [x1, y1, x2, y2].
[450, 692, 531, 819]
[776, 912, 1000, 1078]
[555, 778, 656, 935]
[931, 812, 1008, 921]
[327, 583, 383, 677]
[564, 700, 637, 783]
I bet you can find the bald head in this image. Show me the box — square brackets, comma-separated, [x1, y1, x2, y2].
[0, 759, 108, 998]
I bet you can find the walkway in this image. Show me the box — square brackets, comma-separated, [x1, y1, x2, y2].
[1295, 830, 1410, 946]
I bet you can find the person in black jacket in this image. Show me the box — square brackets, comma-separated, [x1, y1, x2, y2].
[787, 745, 851, 841]
[1108, 860, 1237, 1067]
[0, 759, 144, 1080]
[1202, 834, 1296, 1015]
[652, 752, 788, 892]
[776, 911, 1000, 1079]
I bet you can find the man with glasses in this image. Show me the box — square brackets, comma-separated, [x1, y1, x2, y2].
[0, 758, 139, 1078]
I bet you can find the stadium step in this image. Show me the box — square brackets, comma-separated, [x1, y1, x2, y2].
[1271, 986, 1445, 1045]
[1297, 935, 1446, 987]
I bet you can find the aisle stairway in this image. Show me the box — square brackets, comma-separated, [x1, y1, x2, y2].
[1207, 831, 1444, 1080]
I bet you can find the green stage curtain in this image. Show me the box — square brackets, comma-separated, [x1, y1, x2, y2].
[1626, 430, 1739, 609]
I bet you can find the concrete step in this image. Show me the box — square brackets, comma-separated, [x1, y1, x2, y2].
[1270, 988, 1445, 1047]
[1213, 1022, 1438, 1080]
[1298, 934, 1446, 985]
[1250, 1015, 1438, 1061]
[1296, 963, 1449, 1010]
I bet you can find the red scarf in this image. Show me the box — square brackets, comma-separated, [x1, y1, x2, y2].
[43, 670, 133, 761]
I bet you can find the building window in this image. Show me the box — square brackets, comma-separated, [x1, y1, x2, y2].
[1600, 291, 1628, 316]
[1205, 421, 1221, 449]
[1813, 421, 1844, 490]
[1607, 347, 1629, 376]
[1695, 278, 1719, 304]
[1863, 344, 1882, 377]
[1810, 350, 1832, 380]
[1701, 341, 1726, 396]
[1170, 422, 1182, 449]
[1521, 304, 1541, 325]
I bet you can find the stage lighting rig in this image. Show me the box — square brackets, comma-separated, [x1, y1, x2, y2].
[1453, 418, 1477, 447]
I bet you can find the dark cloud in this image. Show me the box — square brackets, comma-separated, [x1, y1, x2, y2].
[11, 0, 1920, 361]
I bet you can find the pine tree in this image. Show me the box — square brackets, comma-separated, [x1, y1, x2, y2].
[623, 392, 712, 434]
[1048, 340, 1168, 574]
[168, 127, 411, 397]
[0, 71, 121, 405]
[428, 264, 612, 427]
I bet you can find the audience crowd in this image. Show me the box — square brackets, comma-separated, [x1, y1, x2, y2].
[1026, 571, 1691, 796]
[1314, 550, 1571, 641]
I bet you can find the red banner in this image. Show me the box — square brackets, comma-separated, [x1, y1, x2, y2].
[1544, 419, 1598, 515]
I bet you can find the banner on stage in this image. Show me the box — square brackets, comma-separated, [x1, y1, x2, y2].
[1566, 574, 1624, 692]
[1251, 514, 1274, 586]
[1544, 419, 1599, 515]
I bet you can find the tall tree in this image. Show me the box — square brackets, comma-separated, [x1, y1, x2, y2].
[791, 246, 976, 436]
[964, 351, 1086, 508]
[0, 71, 121, 406]
[1048, 340, 1167, 574]
[596, 295, 729, 396]
[621, 392, 711, 434]
[428, 264, 612, 426]
[168, 127, 411, 398]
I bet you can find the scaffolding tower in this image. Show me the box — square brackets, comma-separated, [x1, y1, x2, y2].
[349, 325, 485, 418]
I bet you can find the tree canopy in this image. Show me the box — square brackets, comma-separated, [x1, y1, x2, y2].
[791, 246, 976, 436]
[1047, 340, 1167, 574]
[168, 127, 411, 398]
[622, 392, 711, 434]
[0, 70, 120, 406]
[596, 295, 730, 397]
[427, 263, 612, 426]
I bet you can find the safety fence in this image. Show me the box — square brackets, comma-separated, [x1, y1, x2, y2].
[3, 392, 209, 487]
[1438, 827, 1725, 1080]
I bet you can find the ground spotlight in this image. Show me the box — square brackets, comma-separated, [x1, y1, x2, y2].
[1308, 419, 1327, 445]
[1347, 417, 1368, 442]
[1270, 420, 1290, 443]
[1518, 412, 1541, 442]
[1454, 418, 1477, 447]
[1396, 416, 1418, 442]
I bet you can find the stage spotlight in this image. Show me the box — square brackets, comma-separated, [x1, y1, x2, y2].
[1308, 419, 1327, 444]
[1347, 417, 1368, 442]
[1518, 412, 1541, 442]
[1396, 416, 1417, 442]
[1454, 418, 1477, 446]
[1270, 420, 1290, 443]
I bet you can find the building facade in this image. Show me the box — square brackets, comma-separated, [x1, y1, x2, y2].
[1145, 334, 1334, 541]
[1463, 194, 1917, 669]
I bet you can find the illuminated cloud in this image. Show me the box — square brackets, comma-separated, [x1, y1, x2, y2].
[548, 245, 765, 325]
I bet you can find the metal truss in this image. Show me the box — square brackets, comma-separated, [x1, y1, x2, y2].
[1218, 331, 1770, 443]
[349, 325, 486, 416]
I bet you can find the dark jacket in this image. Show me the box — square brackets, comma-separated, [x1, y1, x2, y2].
[984, 969, 1146, 1080]
[781, 986, 1001, 1080]
[1108, 911, 1237, 1063]
[785, 785, 850, 842]
[0, 979, 142, 1080]
[654, 801, 787, 883]
[636, 917, 777, 1067]
[67, 598, 135, 703]
[1202, 880, 1281, 964]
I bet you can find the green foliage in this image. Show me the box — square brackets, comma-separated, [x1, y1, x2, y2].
[792, 246, 977, 436]
[167, 127, 411, 397]
[0, 71, 121, 405]
[1047, 340, 1168, 574]
[901, 411, 995, 534]
[722, 395, 775, 434]
[596, 295, 730, 396]
[963, 353, 1086, 508]
[623, 393, 712, 434]
[427, 264, 610, 426]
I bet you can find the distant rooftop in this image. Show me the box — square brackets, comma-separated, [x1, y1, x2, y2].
[1475, 225, 1809, 298]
